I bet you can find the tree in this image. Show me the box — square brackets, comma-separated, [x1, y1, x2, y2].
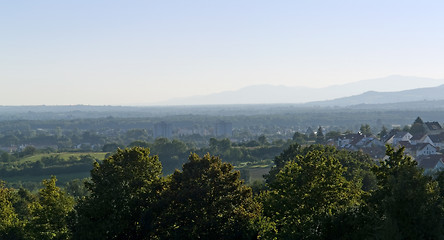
[266, 144, 376, 190]
[402, 125, 410, 132]
[209, 138, 231, 153]
[26, 176, 75, 240]
[292, 132, 307, 144]
[258, 135, 267, 145]
[379, 125, 388, 139]
[359, 124, 372, 136]
[22, 145, 37, 156]
[151, 138, 188, 174]
[102, 142, 124, 152]
[262, 148, 362, 239]
[325, 131, 341, 140]
[316, 126, 325, 144]
[370, 146, 444, 239]
[64, 179, 90, 200]
[0, 181, 22, 239]
[154, 153, 260, 239]
[72, 147, 163, 240]
[128, 140, 150, 148]
[265, 143, 302, 184]
[409, 116, 426, 136]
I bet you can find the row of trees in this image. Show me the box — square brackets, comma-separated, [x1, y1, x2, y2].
[2, 144, 444, 239]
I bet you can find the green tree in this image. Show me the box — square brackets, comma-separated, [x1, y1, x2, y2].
[22, 145, 37, 156]
[258, 135, 267, 145]
[409, 116, 426, 136]
[64, 179, 90, 200]
[102, 142, 124, 152]
[292, 132, 307, 144]
[262, 149, 362, 239]
[154, 153, 260, 239]
[266, 144, 376, 191]
[12, 187, 37, 222]
[379, 125, 388, 139]
[26, 176, 75, 240]
[128, 140, 150, 148]
[360, 124, 372, 136]
[0, 181, 23, 239]
[370, 146, 444, 239]
[152, 138, 188, 174]
[325, 131, 341, 140]
[316, 126, 325, 144]
[72, 147, 163, 240]
[402, 125, 411, 132]
[265, 143, 302, 184]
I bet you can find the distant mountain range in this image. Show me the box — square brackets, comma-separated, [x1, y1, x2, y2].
[309, 84, 444, 107]
[158, 75, 444, 106]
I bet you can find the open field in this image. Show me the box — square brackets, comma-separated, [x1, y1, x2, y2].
[17, 152, 108, 164]
[1, 152, 108, 191]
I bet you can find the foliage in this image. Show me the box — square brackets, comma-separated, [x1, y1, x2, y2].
[325, 130, 341, 140]
[262, 148, 363, 239]
[409, 116, 426, 136]
[266, 144, 376, 191]
[64, 178, 90, 199]
[0, 181, 23, 239]
[315, 126, 325, 144]
[379, 125, 388, 138]
[151, 138, 188, 174]
[359, 124, 372, 135]
[154, 153, 260, 239]
[292, 131, 307, 144]
[370, 146, 444, 239]
[26, 176, 75, 240]
[72, 147, 163, 240]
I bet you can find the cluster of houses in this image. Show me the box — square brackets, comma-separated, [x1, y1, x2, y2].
[330, 121, 444, 173]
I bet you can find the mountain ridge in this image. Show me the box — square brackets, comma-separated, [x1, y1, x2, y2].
[308, 84, 444, 106]
[156, 75, 444, 105]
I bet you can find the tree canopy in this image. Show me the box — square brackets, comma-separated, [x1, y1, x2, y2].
[72, 147, 163, 240]
[262, 147, 363, 239]
[154, 153, 260, 239]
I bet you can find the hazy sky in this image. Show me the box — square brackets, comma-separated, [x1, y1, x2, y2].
[1, 1, 443, 105]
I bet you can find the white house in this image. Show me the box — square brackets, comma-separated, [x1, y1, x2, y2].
[415, 143, 437, 157]
[387, 132, 413, 146]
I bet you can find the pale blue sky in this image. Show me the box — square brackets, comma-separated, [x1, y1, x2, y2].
[1, 1, 443, 105]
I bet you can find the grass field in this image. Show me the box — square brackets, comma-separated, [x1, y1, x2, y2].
[17, 152, 108, 164]
[4, 152, 271, 190]
[247, 167, 271, 182]
[236, 162, 272, 183]
[2, 152, 109, 190]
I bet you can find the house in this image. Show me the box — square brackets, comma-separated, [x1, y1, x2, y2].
[335, 133, 364, 149]
[386, 131, 413, 145]
[415, 143, 437, 157]
[410, 134, 433, 146]
[381, 129, 398, 143]
[417, 155, 444, 173]
[355, 136, 384, 148]
[425, 122, 443, 134]
[429, 133, 444, 150]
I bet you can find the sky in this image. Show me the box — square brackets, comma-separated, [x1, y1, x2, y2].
[1, 0, 444, 105]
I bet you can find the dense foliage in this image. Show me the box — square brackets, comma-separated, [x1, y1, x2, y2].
[72, 147, 163, 240]
[2, 144, 444, 239]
